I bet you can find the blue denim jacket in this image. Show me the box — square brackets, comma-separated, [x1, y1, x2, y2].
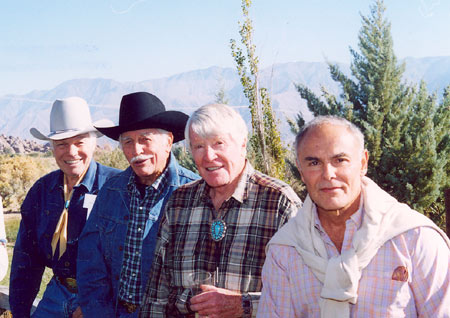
[10, 161, 120, 318]
[77, 155, 198, 317]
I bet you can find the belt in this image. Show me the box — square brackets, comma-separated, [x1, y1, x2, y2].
[118, 299, 139, 314]
[54, 276, 78, 293]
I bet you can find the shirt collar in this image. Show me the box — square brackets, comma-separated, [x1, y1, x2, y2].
[127, 160, 171, 194]
[351, 195, 364, 229]
[79, 160, 97, 192]
[230, 161, 252, 203]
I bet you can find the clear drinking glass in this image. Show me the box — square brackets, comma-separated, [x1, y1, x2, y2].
[188, 271, 213, 318]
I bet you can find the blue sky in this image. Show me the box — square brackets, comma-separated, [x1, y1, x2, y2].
[1, 0, 449, 96]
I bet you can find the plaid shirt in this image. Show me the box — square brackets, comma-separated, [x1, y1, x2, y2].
[258, 207, 450, 317]
[118, 169, 169, 305]
[140, 163, 302, 317]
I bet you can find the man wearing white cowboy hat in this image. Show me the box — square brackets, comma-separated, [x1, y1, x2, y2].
[77, 92, 199, 317]
[10, 97, 121, 318]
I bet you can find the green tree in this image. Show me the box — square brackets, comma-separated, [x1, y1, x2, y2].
[215, 79, 229, 105]
[384, 82, 449, 226]
[291, 0, 449, 227]
[230, 0, 286, 180]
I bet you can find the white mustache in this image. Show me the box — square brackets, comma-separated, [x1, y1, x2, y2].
[130, 154, 153, 164]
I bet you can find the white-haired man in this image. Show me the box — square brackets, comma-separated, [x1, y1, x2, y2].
[140, 104, 302, 318]
[77, 92, 198, 317]
[10, 97, 120, 318]
[257, 116, 450, 317]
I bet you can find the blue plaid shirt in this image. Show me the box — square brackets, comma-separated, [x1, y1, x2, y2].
[118, 169, 170, 304]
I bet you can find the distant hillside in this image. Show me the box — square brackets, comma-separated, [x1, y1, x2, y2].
[0, 57, 449, 144]
[402, 56, 450, 93]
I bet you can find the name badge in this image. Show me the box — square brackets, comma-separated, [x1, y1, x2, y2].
[83, 194, 97, 219]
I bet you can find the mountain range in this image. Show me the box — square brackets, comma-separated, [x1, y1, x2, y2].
[1, 56, 449, 145]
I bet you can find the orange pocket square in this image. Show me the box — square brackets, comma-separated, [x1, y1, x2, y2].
[391, 266, 408, 282]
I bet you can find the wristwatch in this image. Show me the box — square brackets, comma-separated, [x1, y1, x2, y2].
[241, 293, 252, 318]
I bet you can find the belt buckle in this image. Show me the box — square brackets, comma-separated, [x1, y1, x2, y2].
[65, 277, 78, 293]
[121, 300, 138, 314]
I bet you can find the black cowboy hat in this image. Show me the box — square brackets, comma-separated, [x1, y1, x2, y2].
[95, 92, 188, 142]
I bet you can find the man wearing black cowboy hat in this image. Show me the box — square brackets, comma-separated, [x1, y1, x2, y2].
[77, 92, 199, 317]
[10, 97, 120, 318]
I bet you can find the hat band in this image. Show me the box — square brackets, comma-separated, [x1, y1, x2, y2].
[48, 128, 85, 137]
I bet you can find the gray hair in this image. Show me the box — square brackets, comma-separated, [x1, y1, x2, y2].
[185, 104, 248, 151]
[294, 116, 365, 162]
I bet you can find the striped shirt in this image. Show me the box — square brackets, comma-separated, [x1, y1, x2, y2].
[118, 169, 169, 305]
[140, 163, 302, 317]
[258, 207, 450, 317]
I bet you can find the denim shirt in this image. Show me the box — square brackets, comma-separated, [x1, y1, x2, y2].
[77, 155, 199, 317]
[9, 161, 121, 318]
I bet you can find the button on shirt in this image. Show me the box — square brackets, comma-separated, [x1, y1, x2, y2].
[258, 207, 450, 317]
[118, 169, 169, 305]
[140, 163, 302, 317]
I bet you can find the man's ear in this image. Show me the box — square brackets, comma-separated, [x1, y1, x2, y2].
[296, 158, 306, 183]
[167, 132, 174, 152]
[299, 170, 306, 183]
[241, 137, 248, 157]
[361, 149, 369, 176]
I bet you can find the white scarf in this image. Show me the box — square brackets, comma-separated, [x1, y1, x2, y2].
[268, 177, 450, 318]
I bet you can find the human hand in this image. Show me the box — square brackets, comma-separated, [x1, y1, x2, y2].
[189, 285, 243, 318]
[72, 306, 83, 318]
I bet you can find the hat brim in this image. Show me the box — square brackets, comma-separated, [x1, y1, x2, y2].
[95, 111, 188, 143]
[30, 119, 113, 141]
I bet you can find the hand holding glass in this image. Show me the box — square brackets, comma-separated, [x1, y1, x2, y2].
[188, 271, 214, 317]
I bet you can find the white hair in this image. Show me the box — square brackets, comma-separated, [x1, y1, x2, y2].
[185, 104, 248, 151]
[118, 128, 171, 150]
[294, 115, 365, 162]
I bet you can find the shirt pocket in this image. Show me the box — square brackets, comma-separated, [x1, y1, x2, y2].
[357, 270, 414, 317]
[97, 220, 119, 263]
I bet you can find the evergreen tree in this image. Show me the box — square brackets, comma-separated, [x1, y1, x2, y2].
[388, 82, 449, 225]
[291, 0, 449, 227]
[215, 79, 229, 105]
[230, 0, 286, 180]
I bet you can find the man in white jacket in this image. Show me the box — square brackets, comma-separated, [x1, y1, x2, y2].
[258, 116, 450, 318]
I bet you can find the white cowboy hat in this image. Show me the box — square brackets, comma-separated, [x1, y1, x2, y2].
[30, 96, 113, 141]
